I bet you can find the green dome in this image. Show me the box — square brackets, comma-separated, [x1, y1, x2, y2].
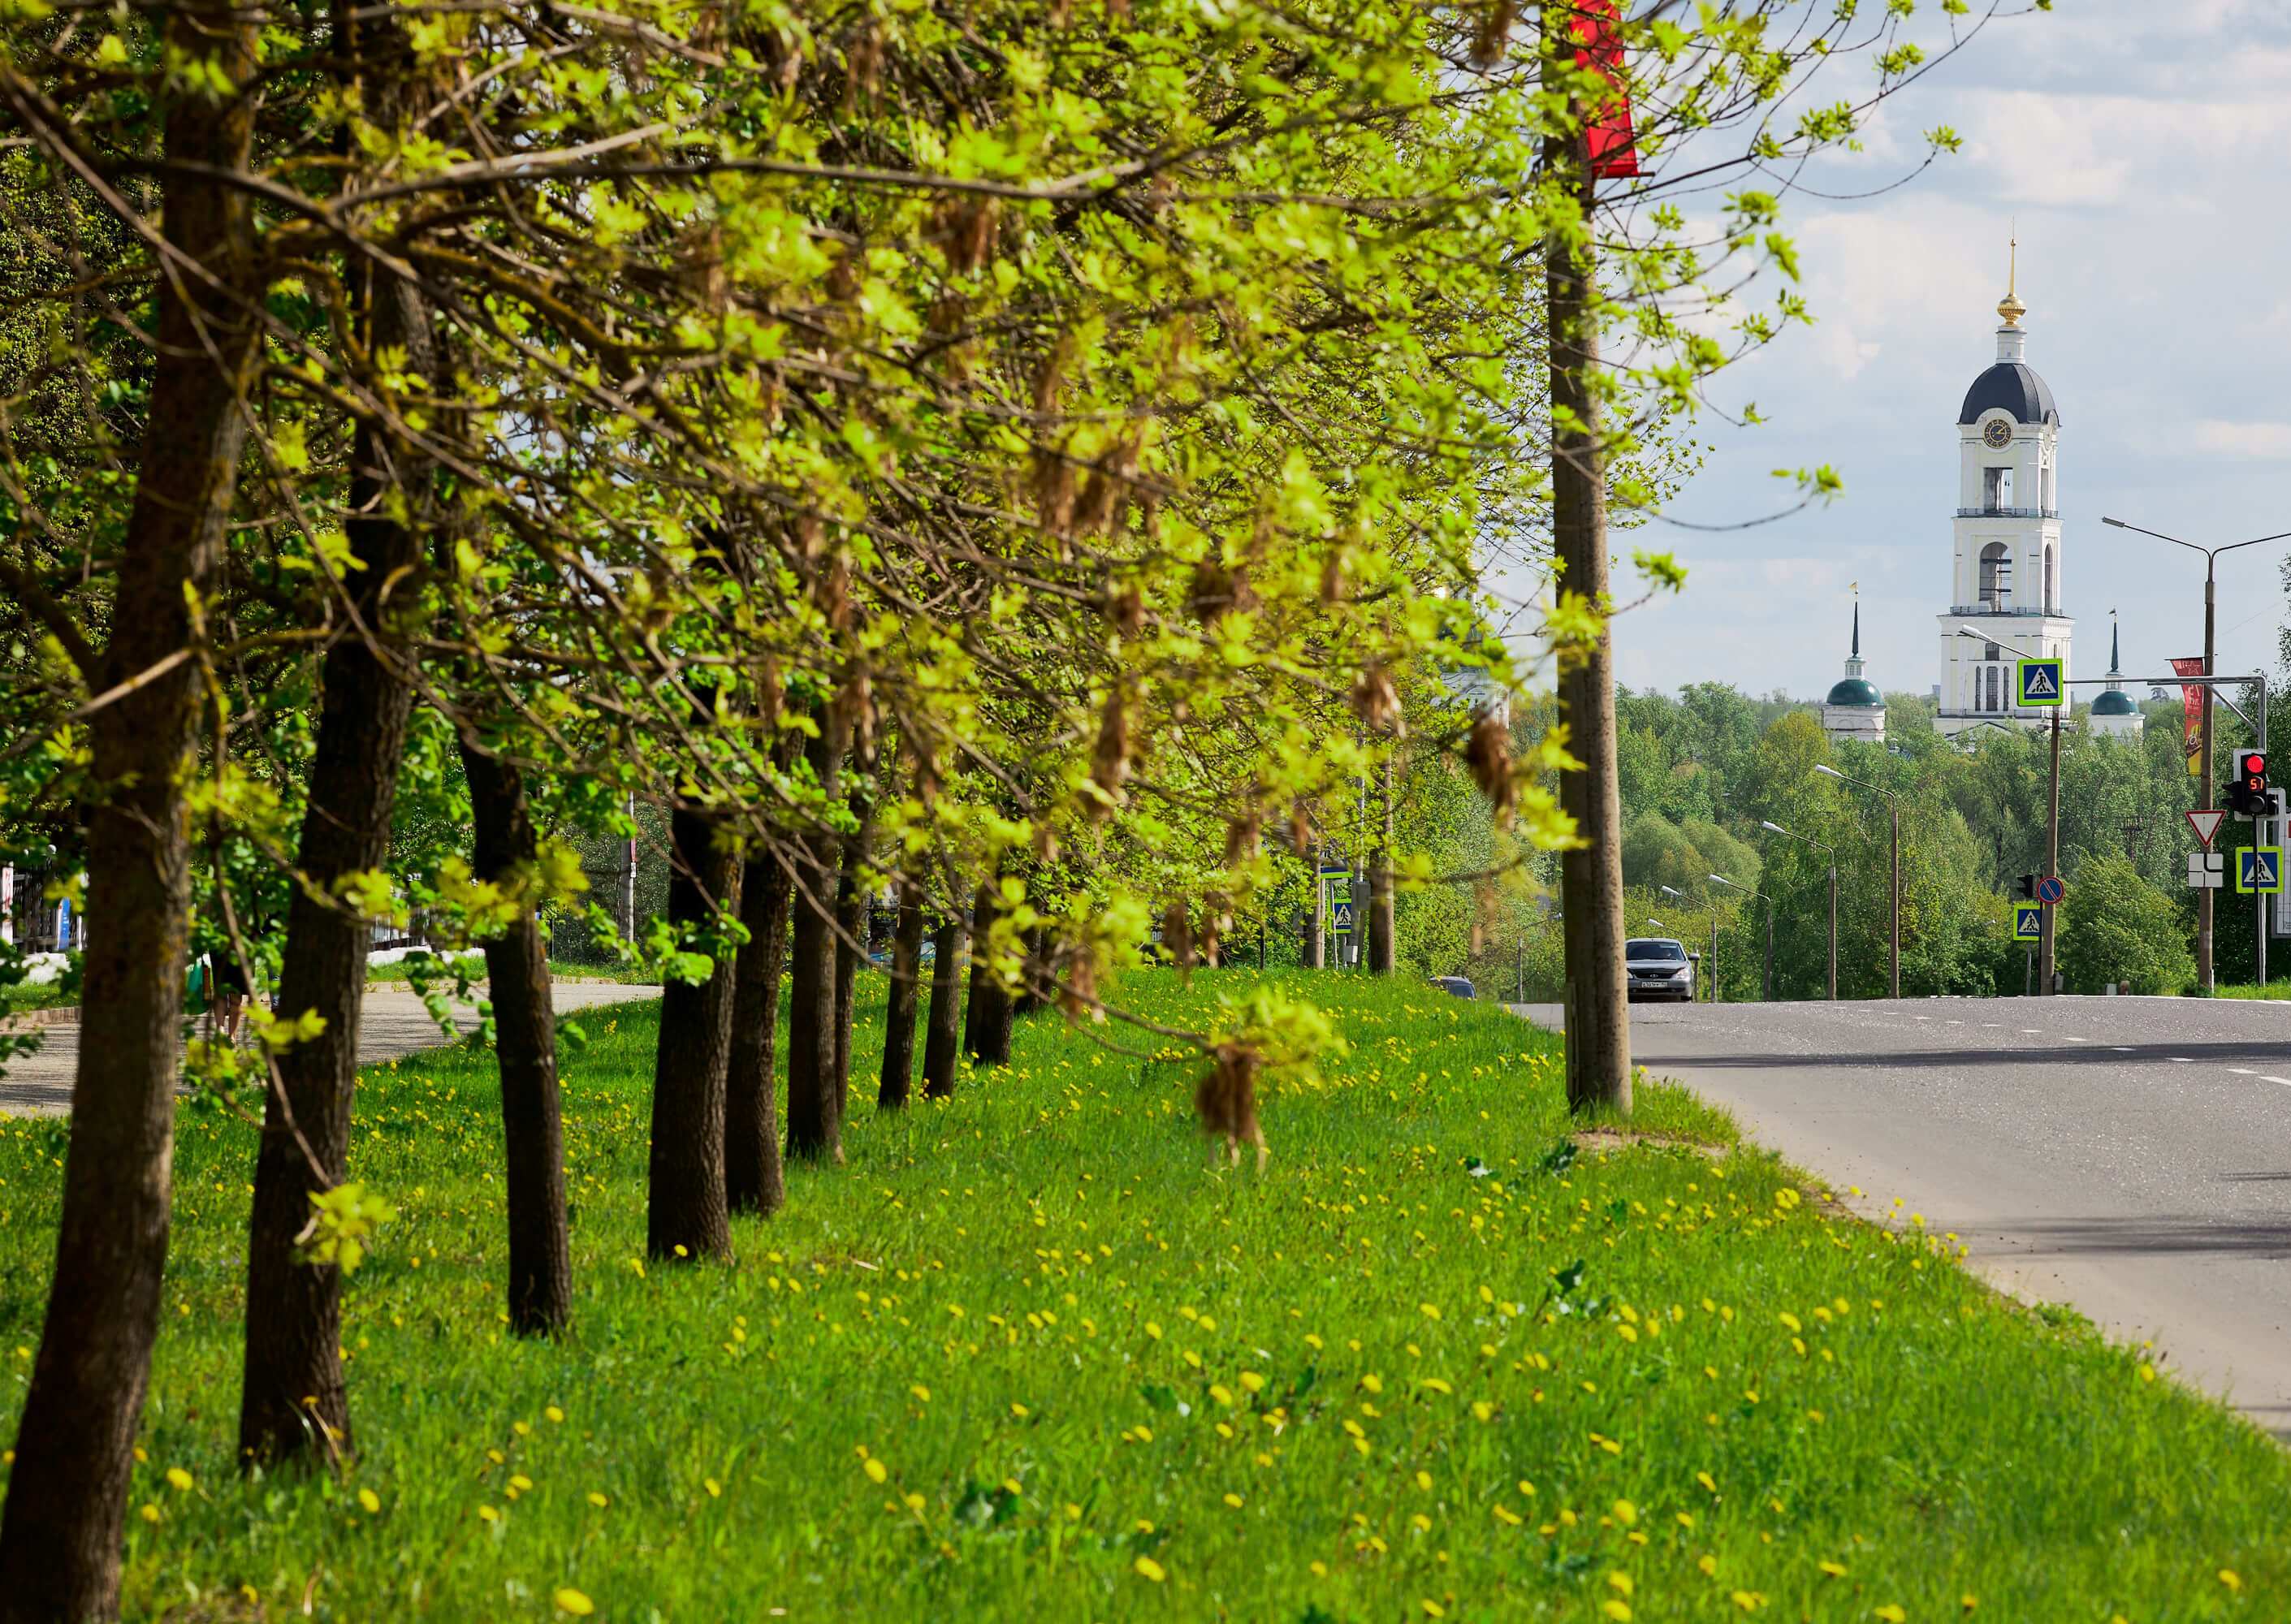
[2090, 688, 2138, 717]
[1825, 677, 1883, 709]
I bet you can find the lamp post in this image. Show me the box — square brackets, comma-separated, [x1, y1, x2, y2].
[1956, 624, 2062, 995]
[2102, 517, 2291, 995]
[1708, 873, 1773, 1002]
[1815, 762, 1903, 999]
[1761, 820, 1837, 999]
[1656, 886, 1705, 999]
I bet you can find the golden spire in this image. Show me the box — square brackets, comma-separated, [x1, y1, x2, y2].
[1997, 233, 2025, 327]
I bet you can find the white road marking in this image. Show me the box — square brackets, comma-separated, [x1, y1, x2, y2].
[2171, 1057, 2194, 1064]
[2264, 1077, 2291, 1087]
[2112, 1046, 2134, 1052]
[2231, 1068, 2260, 1075]
[2064, 1035, 2090, 1043]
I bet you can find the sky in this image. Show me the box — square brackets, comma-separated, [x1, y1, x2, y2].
[1545, 0, 2291, 705]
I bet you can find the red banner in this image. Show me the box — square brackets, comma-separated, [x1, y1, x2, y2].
[1571, 1, 1641, 179]
[2172, 656, 2207, 769]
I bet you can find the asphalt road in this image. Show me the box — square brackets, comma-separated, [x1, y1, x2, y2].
[1517, 996, 2291, 1438]
[0, 983, 660, 1117]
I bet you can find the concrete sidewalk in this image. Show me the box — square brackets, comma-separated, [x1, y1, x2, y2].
[0, 982, 659, 1116]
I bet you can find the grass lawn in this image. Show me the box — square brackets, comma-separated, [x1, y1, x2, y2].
[2204, 983, 2291, 1001]
[363, 952, 662, 987]
[0, 970, 2284, 1621]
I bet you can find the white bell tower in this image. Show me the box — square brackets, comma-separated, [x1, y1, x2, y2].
[1934, 244, 2071, 739]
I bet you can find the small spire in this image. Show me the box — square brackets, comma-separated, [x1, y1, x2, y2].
[1851, 598, 1861, 660]
[1997, 233, 2025, 327]
[2109, 613, 2120, 676]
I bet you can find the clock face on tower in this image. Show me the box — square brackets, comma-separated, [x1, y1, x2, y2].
[1982, 418, 2013, 449]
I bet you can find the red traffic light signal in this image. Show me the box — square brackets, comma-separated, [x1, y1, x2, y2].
[2231, 750, 2272, 816]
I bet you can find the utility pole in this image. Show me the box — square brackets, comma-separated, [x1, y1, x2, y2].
[2103, 516, 2291, 992]
[1545, 6, 1629, 1112]
[1761, 821, 1837, 1000]
[1953, 625, 2064, 995]
[2040, 709, 2061, 996]
[1813, 763, 1901, 998]
[1709, 874, 1772, 1002]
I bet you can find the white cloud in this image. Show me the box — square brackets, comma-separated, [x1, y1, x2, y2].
[2191, 420, 2291, 460]
[1610, 0, 2291, 704]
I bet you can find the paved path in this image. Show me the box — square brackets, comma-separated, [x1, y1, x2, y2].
[0, 983, 660, 1117]
[1517, 996, 2291, 1438]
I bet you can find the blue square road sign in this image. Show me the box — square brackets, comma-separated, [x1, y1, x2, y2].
[2237, 847, 2283, 895]
[2016, 658, 2064, 707]
[2012, 904, 2042, 943]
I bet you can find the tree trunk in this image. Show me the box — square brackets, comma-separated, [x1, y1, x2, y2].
[0, 18, 259, 1608]
[964, 881, 1014, 1068]
[831, 793, 874, 1121]
[785, 718, 847, 1161]
[920, 918, 965, 1099]
[877, 875, 926, 1109]
[646, 805, 738, 1261]
[724, 846, 792, 1215]
[460, 740, 570, 1334]
[1545, 50, 1632, 1116]
[1012, 926, 1051, 1017]
[1368, 757, 1397, 974]
[239, 235, 437, 1471]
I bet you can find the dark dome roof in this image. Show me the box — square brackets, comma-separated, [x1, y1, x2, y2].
[1960, 362, 2058, 426]
[2090, 689, 2138, 716]
[1825, 677, 1883, 710]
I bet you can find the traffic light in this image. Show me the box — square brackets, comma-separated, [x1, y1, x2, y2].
[2016, 874, 2036, 901]
[2229, 750, 2271, 816]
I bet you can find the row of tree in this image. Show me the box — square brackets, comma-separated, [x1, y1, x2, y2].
[0, 0, 2004, 1615]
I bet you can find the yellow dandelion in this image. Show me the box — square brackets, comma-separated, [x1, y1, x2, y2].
[863, 1458, 888, 1484]
[1134, 1556, 1166, 1583]
[357, 1488, 382, 1514]
[164, 1467, 195, 1492]
[553, 1587, 595, 1616]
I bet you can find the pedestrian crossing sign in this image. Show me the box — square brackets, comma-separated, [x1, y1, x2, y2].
[2237, 847, 2283, 895]
[2012, 904, 2042, 943]
[2016, 658, 2064, 707]
[1331, 901, 1355, 935]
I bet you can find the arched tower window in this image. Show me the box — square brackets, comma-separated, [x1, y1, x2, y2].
[1979, 543, 2012, 611]
[2043, 545, 2056, 613]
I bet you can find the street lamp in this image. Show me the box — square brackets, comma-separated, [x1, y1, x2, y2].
[1761, 820, 1837, 999]
[1815, 762, 1904, 1000]
[1708, 873, 1773, 1002]
[1956, 623, 2062, 996]
[2102, 517, 2291, 994]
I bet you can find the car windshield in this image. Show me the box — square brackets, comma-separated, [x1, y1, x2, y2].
[1627, 940, 1686, 962]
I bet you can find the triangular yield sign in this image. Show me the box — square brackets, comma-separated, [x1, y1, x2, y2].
[2187, 809, 2226, 849]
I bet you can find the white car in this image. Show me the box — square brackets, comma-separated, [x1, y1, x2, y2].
[1624, 938, 1696, 1003]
